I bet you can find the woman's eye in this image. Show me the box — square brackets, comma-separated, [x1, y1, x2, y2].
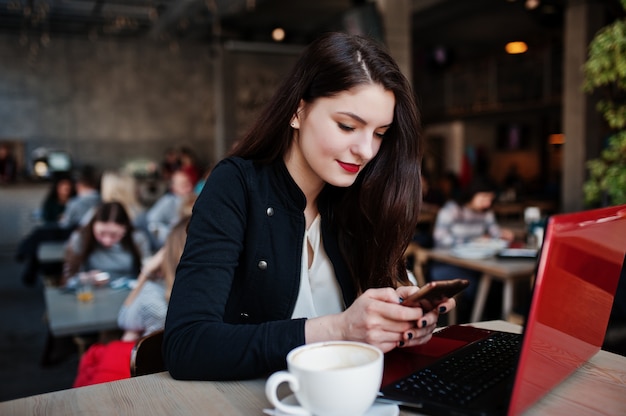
[338, 123, 354, 132]
[375, 131, 386, 139]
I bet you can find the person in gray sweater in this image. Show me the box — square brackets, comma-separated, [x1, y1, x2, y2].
[58, 165, 101, 229]
[63, 201, 151, 285]
[145, 170, 194, 250]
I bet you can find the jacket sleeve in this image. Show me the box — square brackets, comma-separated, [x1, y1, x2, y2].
[163, 159, 306, 381]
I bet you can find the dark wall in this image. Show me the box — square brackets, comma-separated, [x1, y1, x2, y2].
[0, 33, 215, 175]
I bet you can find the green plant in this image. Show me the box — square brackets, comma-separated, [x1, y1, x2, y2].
[582, 0, 626, 206]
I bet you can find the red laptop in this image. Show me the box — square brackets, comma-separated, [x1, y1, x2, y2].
[378, 204, 626, 415]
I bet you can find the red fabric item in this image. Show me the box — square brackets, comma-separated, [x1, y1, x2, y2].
[181, 165, 201, 187]
[73, 340, 135, 388]
[459, 153, 473, 189]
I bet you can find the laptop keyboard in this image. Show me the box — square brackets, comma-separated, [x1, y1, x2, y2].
[387, 331, 522, 406]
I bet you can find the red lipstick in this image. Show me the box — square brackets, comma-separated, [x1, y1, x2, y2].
[338, 161, 360, 173]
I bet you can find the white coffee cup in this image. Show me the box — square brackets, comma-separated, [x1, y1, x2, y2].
[265, 341, 383, 416]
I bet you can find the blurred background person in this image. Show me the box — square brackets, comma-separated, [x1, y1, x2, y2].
[0, 143, 17, 184]
[118, 216, 190, 342]
[40, 175, 76, 225]
[80, 170, 146, 228]
[145, 170, 194, 250]
[72, 216, 189, 388]
[100, 171, 145, 225]
[160, 147, 180, 182]
[430, 178, 514, 322]
[178, 147, 201, 187]
[62, 201, 151, 286]
[16, 165, 101, 286]
[58, 165, 102, 230]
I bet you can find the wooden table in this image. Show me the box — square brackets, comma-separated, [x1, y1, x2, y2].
[44, 285, 130, 337]
[420, 248, 537, 322]
[1, 321, 624, 415]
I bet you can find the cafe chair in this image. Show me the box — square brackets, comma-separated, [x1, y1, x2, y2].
[130, 329, 165, 377]
[36, 241, 67, 287]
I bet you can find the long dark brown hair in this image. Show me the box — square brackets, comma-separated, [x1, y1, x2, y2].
[65, 202, 142, 278]
[230, 32, 422, 292]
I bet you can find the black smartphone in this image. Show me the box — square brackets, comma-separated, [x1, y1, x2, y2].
[401, 279, 470, 311]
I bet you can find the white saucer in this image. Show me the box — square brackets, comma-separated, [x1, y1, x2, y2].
[268, 394, 399, 416]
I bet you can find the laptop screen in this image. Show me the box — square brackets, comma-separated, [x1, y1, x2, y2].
[509, 204, 626, 415]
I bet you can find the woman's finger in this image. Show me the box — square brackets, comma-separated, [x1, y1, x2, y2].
[399, 322, 437, 347]
[436, 297, 456, 314]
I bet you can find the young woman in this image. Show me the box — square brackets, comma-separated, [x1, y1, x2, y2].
[63, 202, 151, 285]
[163, 32, 456, 381]
[80, 170, 146, 227]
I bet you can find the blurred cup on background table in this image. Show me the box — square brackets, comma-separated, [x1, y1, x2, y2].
[524, 207, 543, 249]
[76, 272, 94, 302]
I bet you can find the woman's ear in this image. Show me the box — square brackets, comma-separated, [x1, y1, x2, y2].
[290, 100, 305, 129]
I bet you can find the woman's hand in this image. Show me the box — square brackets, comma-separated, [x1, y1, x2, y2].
[306, 287, 455, 353]
[86, 270, 110, 287]
[499, 228, 515, 242]
[395, 286, 456, 348]
[121, 330, 141, 342]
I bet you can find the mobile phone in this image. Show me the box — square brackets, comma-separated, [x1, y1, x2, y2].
[401, 279, 470, 311]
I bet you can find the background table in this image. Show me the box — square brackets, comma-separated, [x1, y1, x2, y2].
[1, 321, 625, 415]
[420, 248, 537, 322]
[44, 285, 130, 337]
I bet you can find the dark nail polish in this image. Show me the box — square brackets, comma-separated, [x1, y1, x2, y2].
[407, 332, 413, 340]
[398, 297, 404, 304]
[399, 341, 405, 347]
[439, 306, 446, 313]
[421, 319, 427, 328]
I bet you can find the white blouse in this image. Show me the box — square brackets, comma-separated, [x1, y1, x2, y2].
[291, 214, 345, 319]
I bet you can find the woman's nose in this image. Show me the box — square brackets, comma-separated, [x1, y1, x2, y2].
[351, 131, 379, 161]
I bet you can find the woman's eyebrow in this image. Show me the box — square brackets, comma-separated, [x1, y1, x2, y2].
[337, 111, 366, 124]
[337, 111, 391, 128]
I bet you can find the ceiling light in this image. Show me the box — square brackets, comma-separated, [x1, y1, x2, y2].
[33, 161, 49, 178]
[505, 41, 528, 54]
[272, 27, 285, 42]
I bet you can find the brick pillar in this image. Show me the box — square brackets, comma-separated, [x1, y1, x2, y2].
[562, 0, 604, 212]
[376, 0, 412, 85]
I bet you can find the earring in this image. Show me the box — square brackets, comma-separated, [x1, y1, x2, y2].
[290, 122, 295, 127]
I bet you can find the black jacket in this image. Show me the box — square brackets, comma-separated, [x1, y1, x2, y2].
[163, 157, 357, 380]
